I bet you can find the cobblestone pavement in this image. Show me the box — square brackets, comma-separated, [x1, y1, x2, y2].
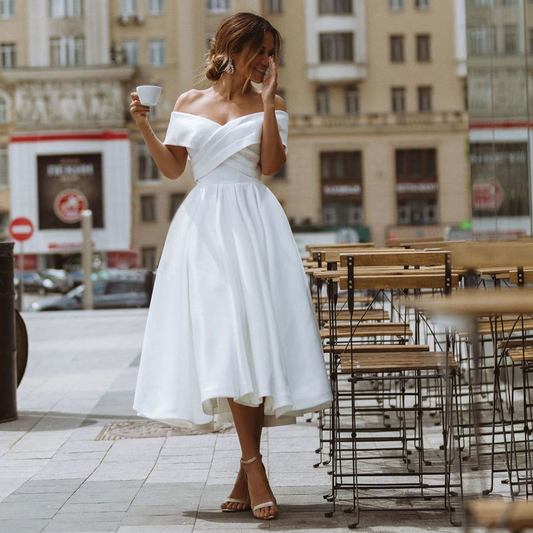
[0, 310, 486, 532]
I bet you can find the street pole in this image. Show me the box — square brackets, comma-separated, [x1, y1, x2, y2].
[18, 241, 24, 312]
[81, 210, 93, 310]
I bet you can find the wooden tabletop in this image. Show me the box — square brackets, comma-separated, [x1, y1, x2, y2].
[407, 289, 533, 316]
[467, 499, 533, 529]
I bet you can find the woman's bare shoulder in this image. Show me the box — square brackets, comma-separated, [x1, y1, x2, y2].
[172, 89, 209, 113]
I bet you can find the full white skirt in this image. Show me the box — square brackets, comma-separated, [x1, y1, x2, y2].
[133, 173, 332, 430]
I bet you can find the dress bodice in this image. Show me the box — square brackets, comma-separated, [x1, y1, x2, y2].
[163, 110, 289, 183]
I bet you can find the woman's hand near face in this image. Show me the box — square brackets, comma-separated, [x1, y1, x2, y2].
[261, 56, 278, 108]
[130, 92, 151, 126]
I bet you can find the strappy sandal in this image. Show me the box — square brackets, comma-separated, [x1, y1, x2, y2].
[240, 452, 278, 520]
[221, 465, 251, 512]
[221, 497, 251, 512]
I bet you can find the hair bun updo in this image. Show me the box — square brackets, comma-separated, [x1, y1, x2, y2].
[201, 12, 281, 88]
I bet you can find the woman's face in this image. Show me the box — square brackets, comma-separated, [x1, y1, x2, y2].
[234, 31, 276, 83]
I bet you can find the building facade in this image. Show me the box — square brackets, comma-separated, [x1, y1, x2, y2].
[0, 0, 471, 271]
[466, 0, 533, 239]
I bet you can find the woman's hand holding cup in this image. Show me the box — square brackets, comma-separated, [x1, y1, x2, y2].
[130, 92, 151, 126]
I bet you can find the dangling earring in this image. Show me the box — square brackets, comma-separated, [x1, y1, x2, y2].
[225, 58, 234, 74]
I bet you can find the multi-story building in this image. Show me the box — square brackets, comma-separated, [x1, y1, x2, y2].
[465, 0, 533, 239]
[0, 0, 471, 271]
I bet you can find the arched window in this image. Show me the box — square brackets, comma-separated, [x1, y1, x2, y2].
[0, 97, 8, 124]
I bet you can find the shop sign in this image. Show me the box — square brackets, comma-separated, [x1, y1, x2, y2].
[38, 153, 103, 229]
[322, 184, 362, 196]
[472, 180, 504, 211]
[396, 182, 438, 194]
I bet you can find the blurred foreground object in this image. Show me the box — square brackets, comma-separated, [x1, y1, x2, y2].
[0, 242, 17, 423]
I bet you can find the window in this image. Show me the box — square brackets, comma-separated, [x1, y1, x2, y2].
[471, 143, 529, 218]
[467, 26, 497, 56]
[268, 0, 283, 13]
[418, 86, 432, 112]
[0, 146, 8, 188]
[0, 0, 14, 18]
[141, 247, 157, 270]
[323, 203, 363, 226]
[398, 200, 438, 225]
[148, 0, 164, 14]
[345, 85, 359, 114]
[50, 0, 83, 18]
[121, 0, 138, 16]
[50, 36, 85, 66]
[149, 39, 165, 66]
[416, 34, 431, 61]
[140, 195, 156, 221]
[415, 0, 430, 8]
[321, 152, 362, 180]
[0, 97, 7, 124]
[391, 87, 406, 113]
[0, 44, 16, 68]
[390, 35, 404, 62]
[389, 0, 404, 10]
[123, 40, 139, 65]
[316, 86, 330, 115]
[137, 143, 159, 182]
[504, 24, 519, 55]
[206, 0, 229, 12]
[318, 0, 352, 14]
[169, 193, 185, 220]
[396, 149, 436, 177]
[396, 149, 438, 225]
[319, 33, 353, 62]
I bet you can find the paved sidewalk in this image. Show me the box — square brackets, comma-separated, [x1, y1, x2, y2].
[0, 310, 472, 532]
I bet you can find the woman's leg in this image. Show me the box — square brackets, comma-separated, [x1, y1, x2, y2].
[220, 400, 264, 511]
[227, 398, 278, 519]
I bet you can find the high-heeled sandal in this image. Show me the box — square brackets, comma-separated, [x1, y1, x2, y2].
[240, 452, 278, 520]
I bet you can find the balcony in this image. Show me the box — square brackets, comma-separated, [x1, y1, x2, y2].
[116, 14, 145, 25]
[307, 62, 367, 83]
[290, 110, 469, 132]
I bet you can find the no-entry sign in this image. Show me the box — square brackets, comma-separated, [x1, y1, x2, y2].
[8, 217, 34, 242]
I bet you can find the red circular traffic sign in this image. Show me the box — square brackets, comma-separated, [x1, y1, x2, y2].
[8, 217, 34, 242]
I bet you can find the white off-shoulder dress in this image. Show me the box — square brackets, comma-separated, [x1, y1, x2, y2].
[132, 110, 332, 430]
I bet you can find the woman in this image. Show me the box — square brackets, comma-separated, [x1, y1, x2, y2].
[131, 12, 332, 521]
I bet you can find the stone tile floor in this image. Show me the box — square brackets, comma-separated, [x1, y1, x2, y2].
[0, 310, 495, 531]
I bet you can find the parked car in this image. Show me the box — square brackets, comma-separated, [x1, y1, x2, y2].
[14, 271, 46, 294]
[66, 268, 144, 288]
[40, 269, 74, 294]
[29, 277, 149, 311]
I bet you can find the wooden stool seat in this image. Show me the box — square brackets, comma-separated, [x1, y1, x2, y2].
[507, 347, 533, 362]
[324, 343, 429, 354]
[320, 323, 413, 339]
[458, 318, 533, 337]
[340, 352, 457, 373]
[318, 310, 390, 323]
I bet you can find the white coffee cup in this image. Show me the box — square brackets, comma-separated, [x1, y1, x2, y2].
[136, 85, 162, 106]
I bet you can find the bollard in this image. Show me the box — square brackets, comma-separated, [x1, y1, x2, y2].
[0, 242, 17, 423]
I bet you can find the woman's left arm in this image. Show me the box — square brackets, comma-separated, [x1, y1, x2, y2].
[260, 55, 287, 176]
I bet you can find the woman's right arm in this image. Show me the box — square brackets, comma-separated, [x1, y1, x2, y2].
[130, 91, 188, 180]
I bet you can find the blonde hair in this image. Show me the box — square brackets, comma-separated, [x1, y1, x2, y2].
[197, 12, 282, 94]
